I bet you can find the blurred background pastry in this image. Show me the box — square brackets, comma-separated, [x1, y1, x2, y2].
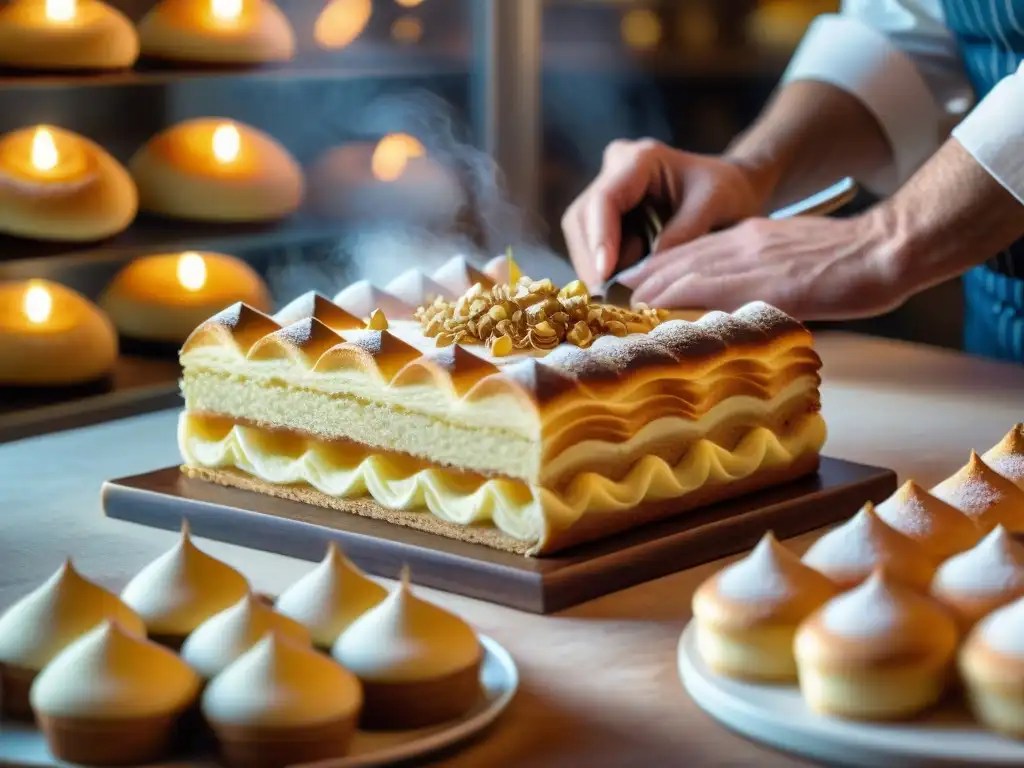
[129, 118, 304, 223]
[120, 521, 249, 649]
[931, 525, 1024, 632]
[180, 593, 310, 681]
[801, 502, 937, 591]
[794, 570, 959, 720]
[982, 424, 1024, 491]
[691, 531, 838, 682]
[874, 479, 980, 560]
[332, 569, 482, 730]
[961, 596, 1024, 737]
[931, 451, 1024, 533]
[275, 542, 387, 651]
[201, 633, 363, 768]
[0, 559, 143, 720]
[30, 621, 200, 766]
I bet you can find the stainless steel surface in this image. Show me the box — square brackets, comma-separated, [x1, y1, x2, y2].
[472, 0, 542, 218]
[596, 177, 859, 304]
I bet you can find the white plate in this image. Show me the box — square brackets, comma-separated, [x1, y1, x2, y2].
[0, 635, 517, 768]
[677, 622, 1024, 767]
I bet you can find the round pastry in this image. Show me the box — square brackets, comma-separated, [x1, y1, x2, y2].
[100, 251, 272, 344]
[874, 479, 980, 560]
[801, 502, 937, 591]
[0, 0, 139, 71]
[30, 621, 201, 766]
[129, 118, 304, 223]
[930, 525, 1024, 631]
[275, 542, 388, 650]
[202, 633, 362, 768]
[332, 569, 482, 730]
[0, 125, 137, 241]
[120, 521, 250, 649]
[982, 423, 1024, 491]
[180, 593, 310, 681]
[960, 596, 1024, 737]
[930, 450, 1024, 533]
[138, 0, 295, 64]
[794, 569, 959, 720]
[0, 280, 119, 387]
[691, 531, 839, 681]
[0, 559, 144, 720]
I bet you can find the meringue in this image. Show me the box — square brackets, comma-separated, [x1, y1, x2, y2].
[120, 521, 250, 645]
[874, 479, 980, 560]
[274, 542, 387, 649]
[801, 502, 937, 591]
[931, 525, 1024, 631]
[794, 570, 959, 720]
[982, 424, 1024, 491]
[692, 531, 839, 681]
[180, 593, 311, 680]
[931, 451, 1024, 533]
[961, 596, 1024, 736]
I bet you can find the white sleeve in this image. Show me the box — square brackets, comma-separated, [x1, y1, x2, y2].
[782, 0, 975, 193]
[952, 61, 1024, 206]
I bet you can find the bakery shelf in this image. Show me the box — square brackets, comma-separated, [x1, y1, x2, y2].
[0, 356, 181, 444]
[0, 214, 348, 273]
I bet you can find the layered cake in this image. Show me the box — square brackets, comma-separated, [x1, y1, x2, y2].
[177, 256, 826, 555]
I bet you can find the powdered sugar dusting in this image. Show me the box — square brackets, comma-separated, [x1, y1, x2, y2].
[875, 482, 936, 537]
[983, 426, 1024, 489]
[930, 453, 1008, 519]
[821, 573, 901, 638]
[717, 534, 798, 602]
[934, 526, 1024, 596]
[980, 597, 1024, 655]
[802, 507, 887, 570]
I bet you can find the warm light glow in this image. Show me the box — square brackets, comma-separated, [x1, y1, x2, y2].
[314, 0, 372, 50]
[371, 133, 425, 182]
[23, 283, 53, 325]
[31, 128, 59, 172]
[211, 0, 243, 21]
[390, 16, 422, 43]
[177, 252, 208, 292]
[45, 0, 76, 22]
[394, 0, 424, 7]
[621, 9, 662, 50]
[211, 123, 241, 164]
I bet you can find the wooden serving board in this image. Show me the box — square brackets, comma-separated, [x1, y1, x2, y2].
[102, 458, 897, 614]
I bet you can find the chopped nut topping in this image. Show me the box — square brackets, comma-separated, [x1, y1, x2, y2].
[413, 267, 666, 352]
[366, 308, 389, 331]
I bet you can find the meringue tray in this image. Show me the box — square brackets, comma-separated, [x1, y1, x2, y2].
[102, 457, 897, 613]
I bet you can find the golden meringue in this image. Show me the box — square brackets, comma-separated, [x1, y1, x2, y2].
[692, 531, 839, 681]
[274, 542, 387, 649]
[931, 525, 1024, 632]
[201, 633, 362, 767]
[180, 593, 311, 680]
[982, 424, 1024, 492]
[961, 596, 1024, 737]
[332, 569, 482, 729]
[931, 451, 1024, 533]
[0, 559, 144, 720]
[794, 570, 959, 720]
[874, 479, 980, 560]
[120, 521, 250, 648]
[800, 502, 937, 591]
[30, 621, 201, 765]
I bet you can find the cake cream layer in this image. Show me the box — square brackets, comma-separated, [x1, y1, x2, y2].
[180, 302, 821, 484]
[179, 410, 828, 552]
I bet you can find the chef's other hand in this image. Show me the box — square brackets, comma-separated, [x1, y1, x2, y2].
[617, 214, 909, 321]
[561, 138, 769, 292]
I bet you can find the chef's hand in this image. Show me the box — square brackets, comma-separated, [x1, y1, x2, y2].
[614, 213, 909, 321]
[561, 138, 770, 291]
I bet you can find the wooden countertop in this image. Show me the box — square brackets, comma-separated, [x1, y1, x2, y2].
[1, 331, 1021, 767]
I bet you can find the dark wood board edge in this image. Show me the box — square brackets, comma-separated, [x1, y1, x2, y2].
[102, 458, 897, 614]
[101, 476, 545, 613]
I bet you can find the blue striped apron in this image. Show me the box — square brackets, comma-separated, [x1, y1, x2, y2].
[942, 0, 1024, 361]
